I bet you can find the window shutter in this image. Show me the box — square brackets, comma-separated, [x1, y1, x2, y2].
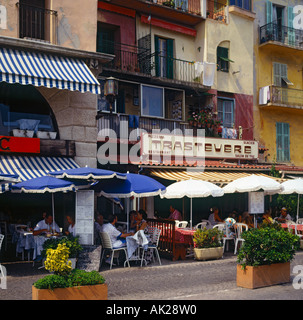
[154, 36, 160, 77]
[266, 0, 273, 24]
[276, 122, 290, 161]
[166, 39, 174, 79]
[273, 62, 281, 86]
[288, 7, 295, 45]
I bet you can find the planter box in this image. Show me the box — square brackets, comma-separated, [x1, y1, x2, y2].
[32, 283, 108, 300]
[236, 262, 290, 289]
[37, 131, 57, 140]
[13, 129, 34, 138]
[194, 247, 224, 261]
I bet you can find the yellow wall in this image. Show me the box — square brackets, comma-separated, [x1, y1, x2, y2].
[253, 0, 303, 166]
[204, 10, 255, 95]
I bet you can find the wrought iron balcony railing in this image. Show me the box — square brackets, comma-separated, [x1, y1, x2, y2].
[261, 85, 303, 108]
[260, 22, 303, 48]
[17, 2, 58, 44]
[146, 0, 201, 16]
[100, 40, 199, 85]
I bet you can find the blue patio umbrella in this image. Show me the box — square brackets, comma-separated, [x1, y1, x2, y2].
[48, 166, 126, 180]
[93, 173, 166, 231]
[12, 176, 76, 232]
[0, 172, 20, 184]
[94, 173, 166, 198]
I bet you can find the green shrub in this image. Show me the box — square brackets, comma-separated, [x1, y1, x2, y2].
[237, 226, 300, 268]
[33, 270, 105, 290]
[193, 227, 223, 248]
[42, 235, 83, 258]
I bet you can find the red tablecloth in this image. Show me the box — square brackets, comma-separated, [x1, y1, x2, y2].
[281, 224, 303, 231]
[175, 228, 195, 245]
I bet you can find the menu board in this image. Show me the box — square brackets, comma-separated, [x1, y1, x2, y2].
[75, 190, 94, 245]
[248, 192, 264, 214]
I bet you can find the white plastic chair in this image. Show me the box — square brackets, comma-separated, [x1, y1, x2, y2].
[201, 219, 212, 229]
[176, 221, 188, 228]
[100, 232, 130, 269]
[213, 223, 235, 253]
[234, 223, 248, 254]
[0, 234, 4, 252]
[141, 227, 161, 267]
[194, 222, 207, 230]
[296, 218, 303, 224]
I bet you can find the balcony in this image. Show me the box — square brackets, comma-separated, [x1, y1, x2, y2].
[206, 0, 227, 23]
[260, 22, 303, 50]
[99, 0, 203, 26]
[97, 113, 190, 141]
[100, 41, 201, 86]
[260, 85, 303, 109]
[17, 2, 58, 44]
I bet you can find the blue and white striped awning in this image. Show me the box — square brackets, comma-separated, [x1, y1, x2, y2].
[0, 155, 79, 193]
[0, 47, 101, 94]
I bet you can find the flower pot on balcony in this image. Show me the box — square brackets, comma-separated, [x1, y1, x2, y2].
[236, 262, 290, 289]
[194, 247, 224, 261]
[37, 131, 57, 140]
[32, 283, 108, 300]
[13, 129, 34, 138]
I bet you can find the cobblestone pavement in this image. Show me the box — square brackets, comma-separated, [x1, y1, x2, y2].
[1, 251, 303, 300]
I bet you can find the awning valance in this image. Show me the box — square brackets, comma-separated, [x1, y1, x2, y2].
[0, 47, 101, 94]
[150, 169, 286, 185]
[0, 155, 79, 193]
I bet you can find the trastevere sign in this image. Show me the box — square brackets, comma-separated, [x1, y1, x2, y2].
[141, 132, 259, 160]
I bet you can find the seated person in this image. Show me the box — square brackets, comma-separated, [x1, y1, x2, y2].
[94, 213, 104, 245]
[33, 212, 60, 236]
[65, 215, 75, 236]
[262, 210, 274, 224]
[241, 211, 254, 229]
[129, 210, 137, 233]
[136, 209, 148, 234]
[100, 214, 134, 249]
[208, 207, 223, 226]
[276, 207, 292, 223]
[168, 205, 182, 221]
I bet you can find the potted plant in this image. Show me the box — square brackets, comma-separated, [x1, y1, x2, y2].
[236, 224, 300, 289]
[32, 243, 107, 300]
[163, 0, 174, 8]
[42, 235, 83, 269]
[193, 227, 224, 261]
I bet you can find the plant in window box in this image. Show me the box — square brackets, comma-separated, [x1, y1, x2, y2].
[193, 227, 224, 261]
[236, 224, 300, 289]
[32, 243, 107, 300]
[163, 0, 174, 7]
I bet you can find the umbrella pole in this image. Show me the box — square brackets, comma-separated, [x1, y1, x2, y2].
[297, 194, 300, 223]
[190, 198, 192, 229]
[52, 193, 55, 233]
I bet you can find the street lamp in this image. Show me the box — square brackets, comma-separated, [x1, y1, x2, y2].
[104, 77, 118, 113]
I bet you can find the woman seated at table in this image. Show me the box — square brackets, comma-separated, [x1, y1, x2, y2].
[208, 207, 223, 226]
[241, 211, 254, 229]
[136, 210, 148, 234]
[65, 215, 76, 236]
[262, 210, 274, 224]
[33, 212, 60, 236]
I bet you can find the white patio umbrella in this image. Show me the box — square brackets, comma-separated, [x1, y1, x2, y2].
[223, 174, 283, 227]
[160, 179, 224, 229]
[223, 174, 283, 194]
[279, 178, 303, 222]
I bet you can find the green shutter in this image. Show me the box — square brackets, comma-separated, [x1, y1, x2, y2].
[217, 46, 229, 72]
[154, 36, 160, 77]
[166, 39, 174, 79]
[288, 7, 295, 45]
[276, 122, 290, 161]
[266, 0, 273, 24]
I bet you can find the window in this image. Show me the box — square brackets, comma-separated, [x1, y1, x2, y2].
[96, 22, 117, 55]
[0, 82, 57, 137]
[273, 62, 292, 86]
[217, 46, 233, 72]
[229, 0, 251, 11]
[141, 85, 164, 118]
[276, 122, 290, 162]
[217, 98, 234, 128]
[155, 36, 174, 79]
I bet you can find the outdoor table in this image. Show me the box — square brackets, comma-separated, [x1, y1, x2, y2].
[16, 231, 35, 259]
[33, 234, 62, 260]
[174, 227, 196, 260]
[281, 223, 303, 233]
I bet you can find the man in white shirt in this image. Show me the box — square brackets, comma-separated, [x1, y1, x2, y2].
[101, 214, 134, 249]
[33, 213, 60, 236]
[276, 207, 292, 223]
